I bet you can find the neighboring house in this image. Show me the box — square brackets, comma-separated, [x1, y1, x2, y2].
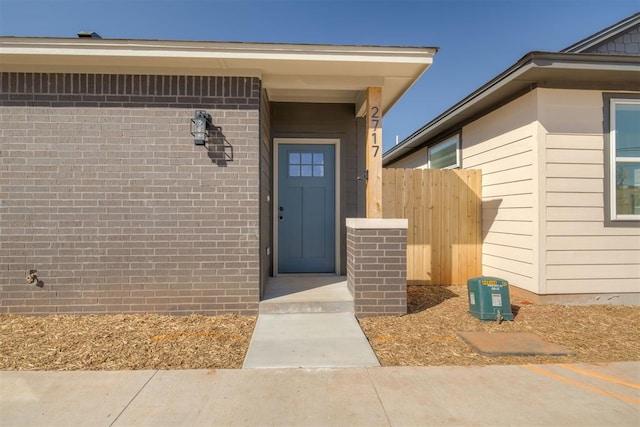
[384, 13, 640, 304]
[0, 34, 436, 314]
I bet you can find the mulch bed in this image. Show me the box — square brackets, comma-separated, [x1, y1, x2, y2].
[0, 314, 256, 370]
[1, 285, 638, 370]
[358, 285, 640, 366]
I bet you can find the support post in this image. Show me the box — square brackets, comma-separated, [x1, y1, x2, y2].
[346, 218, 408, 316]
[366, 87, 383, 218]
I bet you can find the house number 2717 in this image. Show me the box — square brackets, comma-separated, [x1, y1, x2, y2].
[371, 105, 380, 157]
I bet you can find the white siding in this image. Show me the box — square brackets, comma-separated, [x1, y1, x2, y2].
[395, 87, 639, 299]
[538, 88, 640, 295]
[390, 146, 428, 169]
[462, 91, 539, 292]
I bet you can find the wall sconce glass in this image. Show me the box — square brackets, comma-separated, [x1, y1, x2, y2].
[191, 110, 212, 145]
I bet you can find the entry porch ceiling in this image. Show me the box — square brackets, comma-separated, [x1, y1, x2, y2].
[0, 37, 437, 116]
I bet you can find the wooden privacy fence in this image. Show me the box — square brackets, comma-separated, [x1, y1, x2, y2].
[382, 168, 482, 285]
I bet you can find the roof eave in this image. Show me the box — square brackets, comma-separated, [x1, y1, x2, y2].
[0, 36, 437, 114]
[561, 12, 640, 53]
[383, 52, 640, 165]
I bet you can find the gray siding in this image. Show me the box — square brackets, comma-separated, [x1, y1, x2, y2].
[0, 73, 261, 315]
[583, 24, 640, 55]
[270, 102, 365, 274]
[259, 90, 272, 295]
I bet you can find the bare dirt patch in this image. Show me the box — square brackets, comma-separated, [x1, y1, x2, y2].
[359, 285, 640, 366]
[0, 314, 256, 370]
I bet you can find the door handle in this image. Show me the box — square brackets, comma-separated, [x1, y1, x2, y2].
[279, 206, 284, 221]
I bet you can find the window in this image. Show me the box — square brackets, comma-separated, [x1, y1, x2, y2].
[610, 99, 640, 220]
[289, 152, 324, 177]
[428, 134, 460, 169]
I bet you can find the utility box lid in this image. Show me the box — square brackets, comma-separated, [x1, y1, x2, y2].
[467, 276, 514, 322]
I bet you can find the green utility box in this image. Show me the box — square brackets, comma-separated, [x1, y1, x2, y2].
[467, 276, 514, 322]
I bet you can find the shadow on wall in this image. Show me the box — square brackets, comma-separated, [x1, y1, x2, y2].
[206, 126, 234, 166]
[481, 199, 503, 241]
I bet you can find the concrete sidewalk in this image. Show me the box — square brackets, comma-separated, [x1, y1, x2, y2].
[2, 362, 638, 426]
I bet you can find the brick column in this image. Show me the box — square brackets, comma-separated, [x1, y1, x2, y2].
[346, 218, 407, 317]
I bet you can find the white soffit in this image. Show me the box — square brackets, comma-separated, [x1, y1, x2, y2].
[0, 37, 436, 114]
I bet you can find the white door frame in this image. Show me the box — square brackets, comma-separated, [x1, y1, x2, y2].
[273, 138, 341, 276]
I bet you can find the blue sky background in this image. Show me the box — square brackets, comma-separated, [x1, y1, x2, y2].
[1, 0, 638, 151]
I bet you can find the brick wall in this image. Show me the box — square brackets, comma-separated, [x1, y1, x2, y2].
[346, 218, 407, 317]
[0, 72, 261, 315]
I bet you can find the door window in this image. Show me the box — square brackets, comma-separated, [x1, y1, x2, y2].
[289, 152, 324, 177]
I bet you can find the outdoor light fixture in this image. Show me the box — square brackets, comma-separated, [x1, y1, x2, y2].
[191, 110, 212, 145]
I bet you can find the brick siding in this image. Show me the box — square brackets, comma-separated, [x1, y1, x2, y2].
[346, 219, 407, 317]
[0, 73, 261, 315]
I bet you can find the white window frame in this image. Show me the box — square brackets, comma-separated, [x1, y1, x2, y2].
[427, 134, 460, 169]
[609, 98, 640, 221]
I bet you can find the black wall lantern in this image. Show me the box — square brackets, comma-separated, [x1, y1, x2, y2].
[191, 110, 212, 145]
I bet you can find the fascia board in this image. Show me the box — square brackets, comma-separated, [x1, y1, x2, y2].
[529, 52, 640, 70]
[383, 57, 537, 164]
[561, 13, 640, 53]
[0, 38, 436, 66]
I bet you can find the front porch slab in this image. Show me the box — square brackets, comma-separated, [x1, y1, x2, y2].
[260, 276, 353, 314]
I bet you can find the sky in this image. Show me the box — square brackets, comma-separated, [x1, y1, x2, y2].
[0, 0, 638, 152]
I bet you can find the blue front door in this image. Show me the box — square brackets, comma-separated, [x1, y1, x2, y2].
[278, 144, 335, 273]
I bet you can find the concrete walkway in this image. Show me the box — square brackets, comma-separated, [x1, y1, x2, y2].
[2, 362, 638, 426]
[243, 313, 380, 368]
[243, 276, 380, 369]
